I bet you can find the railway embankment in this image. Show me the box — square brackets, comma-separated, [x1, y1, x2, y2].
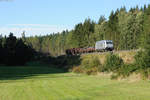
[81, 50, 137, 64]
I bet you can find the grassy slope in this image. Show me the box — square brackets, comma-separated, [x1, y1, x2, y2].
[81, 50, 136, 64]
[0, 66, 150, 100]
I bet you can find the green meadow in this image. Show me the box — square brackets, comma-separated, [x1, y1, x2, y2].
[0, 66, 150, 100]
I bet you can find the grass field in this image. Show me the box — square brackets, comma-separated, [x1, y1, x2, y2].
[0, 66, 150, 100]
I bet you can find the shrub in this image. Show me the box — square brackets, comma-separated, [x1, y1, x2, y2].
[104, 53, 124, 72]
[85, 67, 99, 75]
[137, 68, 150, 79]
[135, 50, 150, 69]
[117, 64, 138, 78]
[134, 50, 150, 79]
[72, 56, 102, 75]
[72, 66, 83, 73]
[81, 56, 101, 69]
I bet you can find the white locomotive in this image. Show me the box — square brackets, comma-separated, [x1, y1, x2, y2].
[95, 40, 114, 51]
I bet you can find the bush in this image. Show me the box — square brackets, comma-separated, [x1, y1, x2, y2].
[72, 66, 99, 75]
[72, 66, 83, 73]
[81, 56, 101, 70]
[134, 50, 150, 79]
[81, 56, 102, 75]
[135, 50, 150, 69]
[85, 67, 99, 75]
[72, 56, 102, 75]
[104, 53, 124, 72]
[117, 64, 138, 78]
[137, 68, 150, 79]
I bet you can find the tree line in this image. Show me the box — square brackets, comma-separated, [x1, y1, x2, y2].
[22, 5, 150, 56]
[0, 33, 35, 65]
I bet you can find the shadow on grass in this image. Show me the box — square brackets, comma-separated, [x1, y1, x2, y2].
[0, 66, 66, 81]
[51, 55, 81, 69]
[0, 55, 82, 81]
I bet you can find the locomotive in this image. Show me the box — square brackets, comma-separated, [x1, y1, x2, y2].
[95, 40, 114, 51]
[66, 40, 114, 55]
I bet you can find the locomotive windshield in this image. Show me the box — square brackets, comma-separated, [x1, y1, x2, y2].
[106, 41, 113, 44]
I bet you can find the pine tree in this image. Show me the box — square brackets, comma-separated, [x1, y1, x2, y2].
[98, 15, 106, 25]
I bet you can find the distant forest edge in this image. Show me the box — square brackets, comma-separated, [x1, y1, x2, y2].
[0, 33, 35, 65]
[1, 5, 150, 56]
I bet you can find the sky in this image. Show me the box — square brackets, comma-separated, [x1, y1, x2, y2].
[0, 0, 150, 37]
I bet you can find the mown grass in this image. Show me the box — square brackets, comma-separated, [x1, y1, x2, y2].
[0, 66, 150, 100]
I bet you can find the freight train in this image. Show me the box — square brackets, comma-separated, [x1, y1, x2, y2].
[66, 40, 114, 55]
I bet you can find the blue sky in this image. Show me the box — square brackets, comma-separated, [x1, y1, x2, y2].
[0, 0, 150, 37]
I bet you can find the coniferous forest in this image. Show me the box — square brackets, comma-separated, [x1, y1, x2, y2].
[20, 5, 150, 56]
[0, 33, 35, 65]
